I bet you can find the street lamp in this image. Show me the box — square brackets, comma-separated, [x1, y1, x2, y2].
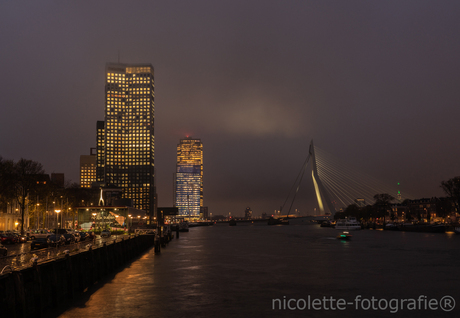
[36, 203, 40, 230]
[68, 207, 72, 229]
[55, 210, 61, 247]
[92, 212, 97, 229]
[55, 209, 61, 230]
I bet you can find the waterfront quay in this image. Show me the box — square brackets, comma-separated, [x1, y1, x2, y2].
[0, 234, 133, 271]
[0, 232, 165, 318]
[56, 222, 460, 318]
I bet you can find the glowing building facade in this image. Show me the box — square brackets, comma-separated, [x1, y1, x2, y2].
[80, 154, 96, 188]
[175, 138, 203, 218]
[96, 63, 155, 220]
[96, 121, 105, 183]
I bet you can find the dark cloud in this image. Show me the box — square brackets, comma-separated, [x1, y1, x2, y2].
[1, 1, 460, 216]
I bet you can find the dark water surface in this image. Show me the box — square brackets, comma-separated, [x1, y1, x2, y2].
[57, 223, 460, 317]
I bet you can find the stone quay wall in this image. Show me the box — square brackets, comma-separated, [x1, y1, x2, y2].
[0, 234, 155, 318]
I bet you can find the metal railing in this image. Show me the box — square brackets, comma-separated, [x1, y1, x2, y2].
[0, 234, 138, 274]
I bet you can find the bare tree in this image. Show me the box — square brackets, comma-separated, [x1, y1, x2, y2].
[10, 159, 45, 234]
[0, 157, 16, 210]
[373, 193, 395, 225]
[440, 177, 460, 213]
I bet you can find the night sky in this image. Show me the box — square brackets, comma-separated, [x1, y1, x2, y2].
[1, 1, 460, 217]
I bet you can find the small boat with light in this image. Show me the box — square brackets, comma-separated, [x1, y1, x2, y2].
[337, 231, 352, 240]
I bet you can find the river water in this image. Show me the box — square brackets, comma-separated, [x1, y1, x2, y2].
[57, 223, 460, 318]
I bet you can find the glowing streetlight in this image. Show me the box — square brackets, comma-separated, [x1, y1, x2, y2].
[92, 213, 97, 229]
[55, 210, 61, 247]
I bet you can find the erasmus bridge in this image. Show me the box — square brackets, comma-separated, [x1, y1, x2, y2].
[281, 140, 414, 215]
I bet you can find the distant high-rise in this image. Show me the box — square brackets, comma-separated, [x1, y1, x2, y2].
[175, 138, 203, 218]
[80, 154, 96, 188]
[244, 207, 252, 219]
[96, 63, 155, 221]
[96, 121, 105, 183]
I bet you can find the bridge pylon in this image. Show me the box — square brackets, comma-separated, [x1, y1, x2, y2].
[309, 140, 335, 215]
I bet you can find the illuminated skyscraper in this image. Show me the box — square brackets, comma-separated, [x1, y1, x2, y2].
[96, 121, 105, 183]
[80, 154, 96, 188]
[96, 63, 155, 221]
[175, 138, 203, 218]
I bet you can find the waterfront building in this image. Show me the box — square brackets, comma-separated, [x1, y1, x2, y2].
[96, 63, 156, 223]
[157, 207, 179, 224]
[200, 206, 209, 219]
[80, 153, 96, 188]
[398, 197, 457, 222]
[175, 138, 203, 219]
[0, 201, 26, 231]
[244, 207, 252, 219]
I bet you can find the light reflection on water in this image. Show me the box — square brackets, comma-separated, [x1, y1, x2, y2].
[60, 224, 460, 318]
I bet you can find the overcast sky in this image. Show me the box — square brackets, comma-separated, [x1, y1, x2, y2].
[1, 1, 460, 216]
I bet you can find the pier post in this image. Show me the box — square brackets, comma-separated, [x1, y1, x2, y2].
[32, 265, 43, 317]
[154, 235, 161, 254]
[65, 253, 74, 300]
[13, 271, 26, 318]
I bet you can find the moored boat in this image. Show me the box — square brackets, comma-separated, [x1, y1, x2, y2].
[268, 217, 289, 225]
[320, 220, 334, 227]
[385, 223, 399, 231]
[335, 217, 361, 230]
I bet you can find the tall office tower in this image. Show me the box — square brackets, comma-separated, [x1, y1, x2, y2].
[175, 138, 203, 218]
[98, 63, 155, 220]
[96, 121, 105, 183]
[80, 154, 96, 188]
